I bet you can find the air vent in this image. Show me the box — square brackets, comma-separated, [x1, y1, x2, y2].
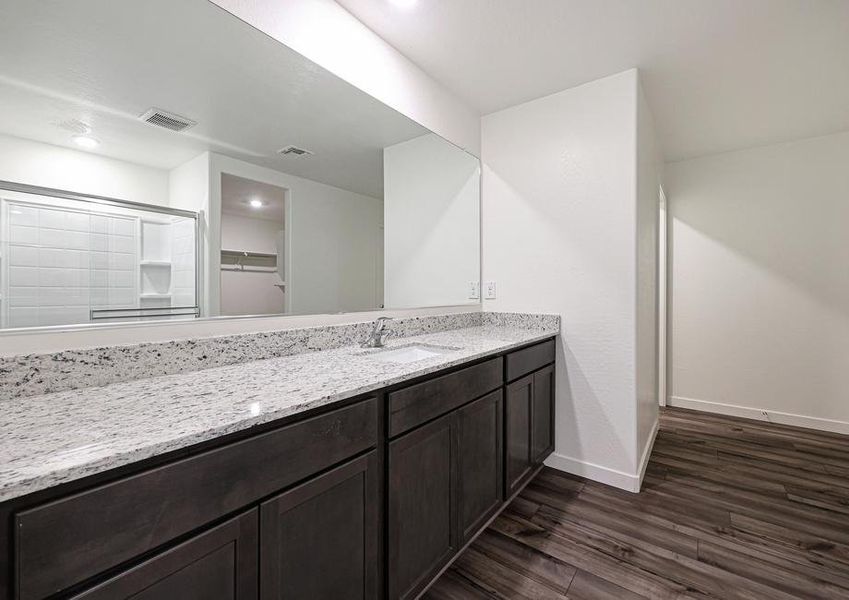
[277, 145, 314, 157]
[139, 108, 197, 132]
[56, 119, 91, 135]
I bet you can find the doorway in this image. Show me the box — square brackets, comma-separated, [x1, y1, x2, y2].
[219, 173, 287, 316]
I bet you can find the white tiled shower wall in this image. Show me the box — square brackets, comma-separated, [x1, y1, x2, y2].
[2, 201, 138, 328]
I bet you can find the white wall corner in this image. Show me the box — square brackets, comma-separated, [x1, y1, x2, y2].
[545, 452, 645, 494]
[482, 68, 645, 492]
[635, 417, 659, 491]
[544, 408, 658, 494]
[666, 130, 849, 432]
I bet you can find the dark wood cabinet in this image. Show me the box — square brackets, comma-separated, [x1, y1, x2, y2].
[506, 360, 557, 497]
[14, 398, 377, 600]
[1, 337, 556, 600]
[457, 390, 503, 543]
[69, 510, 257, 600]
[388, 358, 501, 437]
[506, 338, 555, 382]
[505, 374, 534, 497]
[532, 364, 555, 463]
[260, 452, 379, 600]
[388, 414, 456, 600]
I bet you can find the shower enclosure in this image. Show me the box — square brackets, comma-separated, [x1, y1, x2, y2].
[0, 182, 199, 329]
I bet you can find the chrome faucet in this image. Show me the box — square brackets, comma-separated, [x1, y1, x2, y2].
[362, 317, 394, 348]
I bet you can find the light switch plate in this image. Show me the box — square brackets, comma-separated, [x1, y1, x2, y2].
[484, 281, 497, 300]
[468, 281, 480, 299]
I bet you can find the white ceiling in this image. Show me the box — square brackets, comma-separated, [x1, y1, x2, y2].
[221, 174, 286, 223]
[0, 0, 430, 198]
[336, 0, 849, 161]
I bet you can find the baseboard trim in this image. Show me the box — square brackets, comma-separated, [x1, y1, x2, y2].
[668, 396, 849, 436]
[636, 418, 659, 491]
[545, 453, 642, 493]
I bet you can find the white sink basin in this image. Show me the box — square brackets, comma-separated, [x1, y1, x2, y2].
[366, 343, 456, 364]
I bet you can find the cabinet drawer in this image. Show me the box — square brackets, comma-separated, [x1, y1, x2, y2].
[505, 339, 555, 382]
[388, 357, 502, 437]
[14, 397, 377, 600]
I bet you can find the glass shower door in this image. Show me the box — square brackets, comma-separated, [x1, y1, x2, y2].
[0, 184, 199, 329]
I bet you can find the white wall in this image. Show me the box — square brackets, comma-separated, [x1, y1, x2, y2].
[666, 130, 849, 433]
[220, 269, 285, 316]
[384, 133, 480, 309]
[220, 213, 285, 316]
[168, 152, 211, 313]
[635, 80, 662, 479]
[221, 213, 282, 255]
[288, 184, 382, 315]
[209, 0, 480, 156]
[482, 69, 656, 491]
[0, 134, 169, 206]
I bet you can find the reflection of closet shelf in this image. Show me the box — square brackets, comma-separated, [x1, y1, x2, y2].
[221, 249, 277, 260]
[140, 293, 172, 299]
[221, 249, 278, 272]
[140, 260, 172, 267]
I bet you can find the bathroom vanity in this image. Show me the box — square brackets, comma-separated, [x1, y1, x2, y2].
[0, 320, 556, 600]
[0, 2, 554, 598]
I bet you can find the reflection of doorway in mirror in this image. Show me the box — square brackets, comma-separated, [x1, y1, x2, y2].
[219, 174, 287, 317]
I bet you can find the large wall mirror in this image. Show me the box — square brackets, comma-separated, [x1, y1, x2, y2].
[0, 0, 480, 330]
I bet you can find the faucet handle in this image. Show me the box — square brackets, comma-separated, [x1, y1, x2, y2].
[361, 316, 395, 348]
[374, 316, 393, 331]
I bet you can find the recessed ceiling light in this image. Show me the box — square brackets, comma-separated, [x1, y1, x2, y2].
[388, 0, 417, 8]
[72, 135, 99, 149]
[249, 199, 263, 208]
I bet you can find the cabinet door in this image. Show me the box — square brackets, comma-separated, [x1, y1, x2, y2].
[260, 452, 378, 600]
[388, 414, 456, 600]
[70, 510, 257, 600]
[457, 390, 503, 543]
[505, 374, 533, 497]
[532, 364, 555, 464]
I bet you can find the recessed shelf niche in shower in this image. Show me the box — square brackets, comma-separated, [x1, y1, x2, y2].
[139, 218, 173, 305]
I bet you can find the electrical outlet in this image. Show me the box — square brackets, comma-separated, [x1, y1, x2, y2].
[468, 281, 480, 299]
[484, 281, 497, 300]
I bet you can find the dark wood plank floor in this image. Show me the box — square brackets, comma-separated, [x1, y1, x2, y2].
[424, 407, 849, 599]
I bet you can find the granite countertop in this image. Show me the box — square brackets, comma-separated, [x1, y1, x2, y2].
[0, 324, 557, 503]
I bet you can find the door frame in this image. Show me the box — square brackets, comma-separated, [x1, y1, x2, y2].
[658, 185, 669, 407]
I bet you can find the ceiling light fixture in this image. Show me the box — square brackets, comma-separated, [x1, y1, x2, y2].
[388, 0, 418, 8]
[72, 135, 100, 149]
[249, 199, 263, 208]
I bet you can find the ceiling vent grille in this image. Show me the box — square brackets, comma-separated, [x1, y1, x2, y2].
[56, 119, 91, 135]
[277, 145, 314, 157]
[139, 108, 197, 132]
